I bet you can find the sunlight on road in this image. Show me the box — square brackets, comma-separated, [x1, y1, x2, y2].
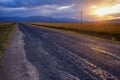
[89, 43, 120, 61]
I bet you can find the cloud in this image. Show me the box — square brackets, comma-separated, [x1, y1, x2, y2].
[0, 4, 77, 18]
[57, 4, 74, 10]
[0, 0, 120, 20]
[0, 0, 76, 8]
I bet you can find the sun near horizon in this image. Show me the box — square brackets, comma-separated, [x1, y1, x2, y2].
[90, 3, 120, 20]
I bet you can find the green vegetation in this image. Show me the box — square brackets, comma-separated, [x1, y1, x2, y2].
[30, 22, 120, 42]
[0, 22, 16, 60]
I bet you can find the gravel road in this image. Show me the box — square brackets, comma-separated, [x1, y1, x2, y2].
[2, 27, 39, 80]
[5, 23, 120, 80]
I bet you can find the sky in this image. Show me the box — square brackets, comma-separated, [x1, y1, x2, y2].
[0, 0, 120, 21]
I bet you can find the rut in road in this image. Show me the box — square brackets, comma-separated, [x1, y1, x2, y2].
[19, 24, 120, 80]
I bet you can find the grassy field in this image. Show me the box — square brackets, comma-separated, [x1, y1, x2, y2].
[29, 22, 120, 42]
[0, 22, 16, 60]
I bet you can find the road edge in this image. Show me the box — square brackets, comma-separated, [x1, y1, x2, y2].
[1, 25, 39, 80]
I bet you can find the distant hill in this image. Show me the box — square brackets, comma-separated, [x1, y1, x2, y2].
[106, 19, 120, 23]
[99, 19, 120, 23]
[0, 16, 80, 22]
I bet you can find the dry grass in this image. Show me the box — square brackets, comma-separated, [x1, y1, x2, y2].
[29, 22, 120, 33]
[0, 22, 16, 60]
[0, 22, 12, 26]
[29, 22, 120, 42]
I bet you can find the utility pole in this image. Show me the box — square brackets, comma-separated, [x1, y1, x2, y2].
[81, 11, 83, 23]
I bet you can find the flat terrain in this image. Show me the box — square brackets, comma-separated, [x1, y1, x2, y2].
[19, 23, 120, 80]
[2, 27, 39, 80]
[0, 22, 15, 59]
[30, 22, 120, 42]
[0, 22, 15, 80]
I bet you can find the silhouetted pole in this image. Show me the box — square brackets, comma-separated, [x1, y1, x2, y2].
[81, 11, 83, 23]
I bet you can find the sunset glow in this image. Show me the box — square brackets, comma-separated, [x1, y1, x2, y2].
[92, 4, 120, 17]
[0, 0, 120, 21]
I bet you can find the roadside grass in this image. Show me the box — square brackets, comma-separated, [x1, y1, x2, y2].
[0, 22, 16, 60]
[29, 22, 120, 42]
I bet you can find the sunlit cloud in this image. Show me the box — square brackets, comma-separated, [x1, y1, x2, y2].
[92, 4, 120, 16]
[57, 4, 74, 10]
